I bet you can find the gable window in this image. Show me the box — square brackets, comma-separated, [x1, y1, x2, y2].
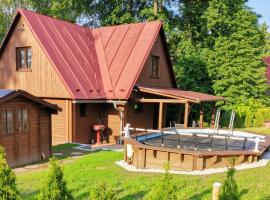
[1, 109, 13, 135]
[79, 104, 88, 117]
[16, 47, 32, 70]
[17, 109, 28, 132]
[150, 55, 159, 78]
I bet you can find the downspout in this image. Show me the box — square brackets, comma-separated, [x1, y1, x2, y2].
[112, 102, 124, 144]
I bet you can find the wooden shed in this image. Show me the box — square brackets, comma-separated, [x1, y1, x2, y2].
[0, 89, 60, 167]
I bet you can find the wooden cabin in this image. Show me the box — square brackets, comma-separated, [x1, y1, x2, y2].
[0, 89, 59, 167]
[0, 9, 223, 145]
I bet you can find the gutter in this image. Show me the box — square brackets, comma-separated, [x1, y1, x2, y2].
[72, 100, 127, 104]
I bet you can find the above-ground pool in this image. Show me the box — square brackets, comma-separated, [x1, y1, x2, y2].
[123, 128, 270, 171]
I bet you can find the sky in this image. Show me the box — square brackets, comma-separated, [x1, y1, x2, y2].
[248, 0, 270, 30]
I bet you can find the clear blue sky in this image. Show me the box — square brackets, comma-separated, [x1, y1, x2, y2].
[248, 0, 270, 30]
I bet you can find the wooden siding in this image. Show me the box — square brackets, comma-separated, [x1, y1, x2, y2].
[44, 99, 72, 145]
[136, 34, 174, 87]
[126, 102, 155, 129]
[0, 97, 51, 167]
[74, 103, 122, 144]
[74, 103, 99, 144]
[124, 139, 261, 171]
[0, 16, 71, 99]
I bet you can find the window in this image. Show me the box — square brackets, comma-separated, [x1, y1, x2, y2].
[16, 47, 32, 70]
[1, 109, 13, 134]
[17, 109, 28, 132]
[150, 55, 159, 78]
[79, 104, 88, 117]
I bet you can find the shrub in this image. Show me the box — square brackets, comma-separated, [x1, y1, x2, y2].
[37, 158, 73, 200]
[89, 182, 117, 200]
[253, 108, 270, 127]
[220, 158, 239, 200]
[244, 111, 253, 128]
[144, 164, 178, 200]
[0, 146, 21, 200]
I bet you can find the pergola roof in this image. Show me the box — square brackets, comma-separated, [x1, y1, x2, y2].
[137, 86, 224, 103]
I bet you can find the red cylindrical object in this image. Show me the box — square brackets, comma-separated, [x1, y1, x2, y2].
[96, 130, 101, 144]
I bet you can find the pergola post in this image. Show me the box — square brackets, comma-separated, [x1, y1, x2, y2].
[211, 102, 216, 128]
[158, 102, 164, 129]
[184, 102, 189, 128]
[199, 103, 204, 128]
[177, 104, 182, 123]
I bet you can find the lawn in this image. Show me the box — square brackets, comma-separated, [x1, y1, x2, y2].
[240, 127, 270, 135]
[17, 147, 270, 200]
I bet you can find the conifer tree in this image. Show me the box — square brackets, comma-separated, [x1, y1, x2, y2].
[89, 182, 117, 200]
[38, 158, 73, 200]
[144, 164, 178, 200]
[220, 159, 240, 200]
[0, 146, 21, 200]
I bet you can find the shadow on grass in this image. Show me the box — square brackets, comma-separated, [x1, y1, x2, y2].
[120, 191, 147, 200]
[188, 188, 248, 200]
[189, 188, 211, 200]
[260, 196, 270, 200]
[22, 190, 40, 200]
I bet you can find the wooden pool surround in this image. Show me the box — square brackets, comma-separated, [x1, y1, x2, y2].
[123, 134, 270, 171]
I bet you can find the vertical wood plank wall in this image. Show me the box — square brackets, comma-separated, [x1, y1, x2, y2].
[44, 99, 72, 145]
[0, 99, 51, 167]
[126, 102, 155, 129]
[136, 34, 174, 88]
[0, 16, 71, 99]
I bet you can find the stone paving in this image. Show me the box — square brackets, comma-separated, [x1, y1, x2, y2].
[13, 143, 123, 174]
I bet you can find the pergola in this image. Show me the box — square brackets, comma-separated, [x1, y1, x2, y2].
[133, 86, 225, 129]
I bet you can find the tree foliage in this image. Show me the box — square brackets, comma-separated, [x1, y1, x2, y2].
[144, 164, 178, 200]
[204, 0, 268, 109]
[220, 159, 240, 200]
[0, 146, 21, 200]
[38, 158, 73, 200]
[89, 182, 118, 200]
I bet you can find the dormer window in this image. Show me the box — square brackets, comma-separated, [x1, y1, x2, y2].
[16, 47, 32, 71]
[150, 55, 159, 78]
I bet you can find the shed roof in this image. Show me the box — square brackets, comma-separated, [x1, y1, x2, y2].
[0, 9, 176, 100]
[0, 89, 61, 113]
[137, 86, 224, 102]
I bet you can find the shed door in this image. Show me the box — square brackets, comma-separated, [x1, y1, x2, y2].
[1, 107, 16, 166]
[0, 104, 40, 167]
[15, 106, 31, 166]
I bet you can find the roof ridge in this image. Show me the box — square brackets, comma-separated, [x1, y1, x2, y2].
[18, 9, 163, 32]
[18, 8, 90, 31]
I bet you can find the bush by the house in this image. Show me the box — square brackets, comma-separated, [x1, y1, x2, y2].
[0, 146, 21, 200]
[38, 158, 73, 200]
[220, 159, 240, 200]
[253, 108, 270, 127]
[89, 182, 117, 200]
[144, 164, 178, 200]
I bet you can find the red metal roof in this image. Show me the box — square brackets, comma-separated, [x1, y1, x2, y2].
[8, 9, 163, 100]
[263, 57, 270, 83]
[138, 86, 224, 102]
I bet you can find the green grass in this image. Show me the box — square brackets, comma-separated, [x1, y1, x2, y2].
[17, 149, 270, 200]
[239, 127, 270, 135]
